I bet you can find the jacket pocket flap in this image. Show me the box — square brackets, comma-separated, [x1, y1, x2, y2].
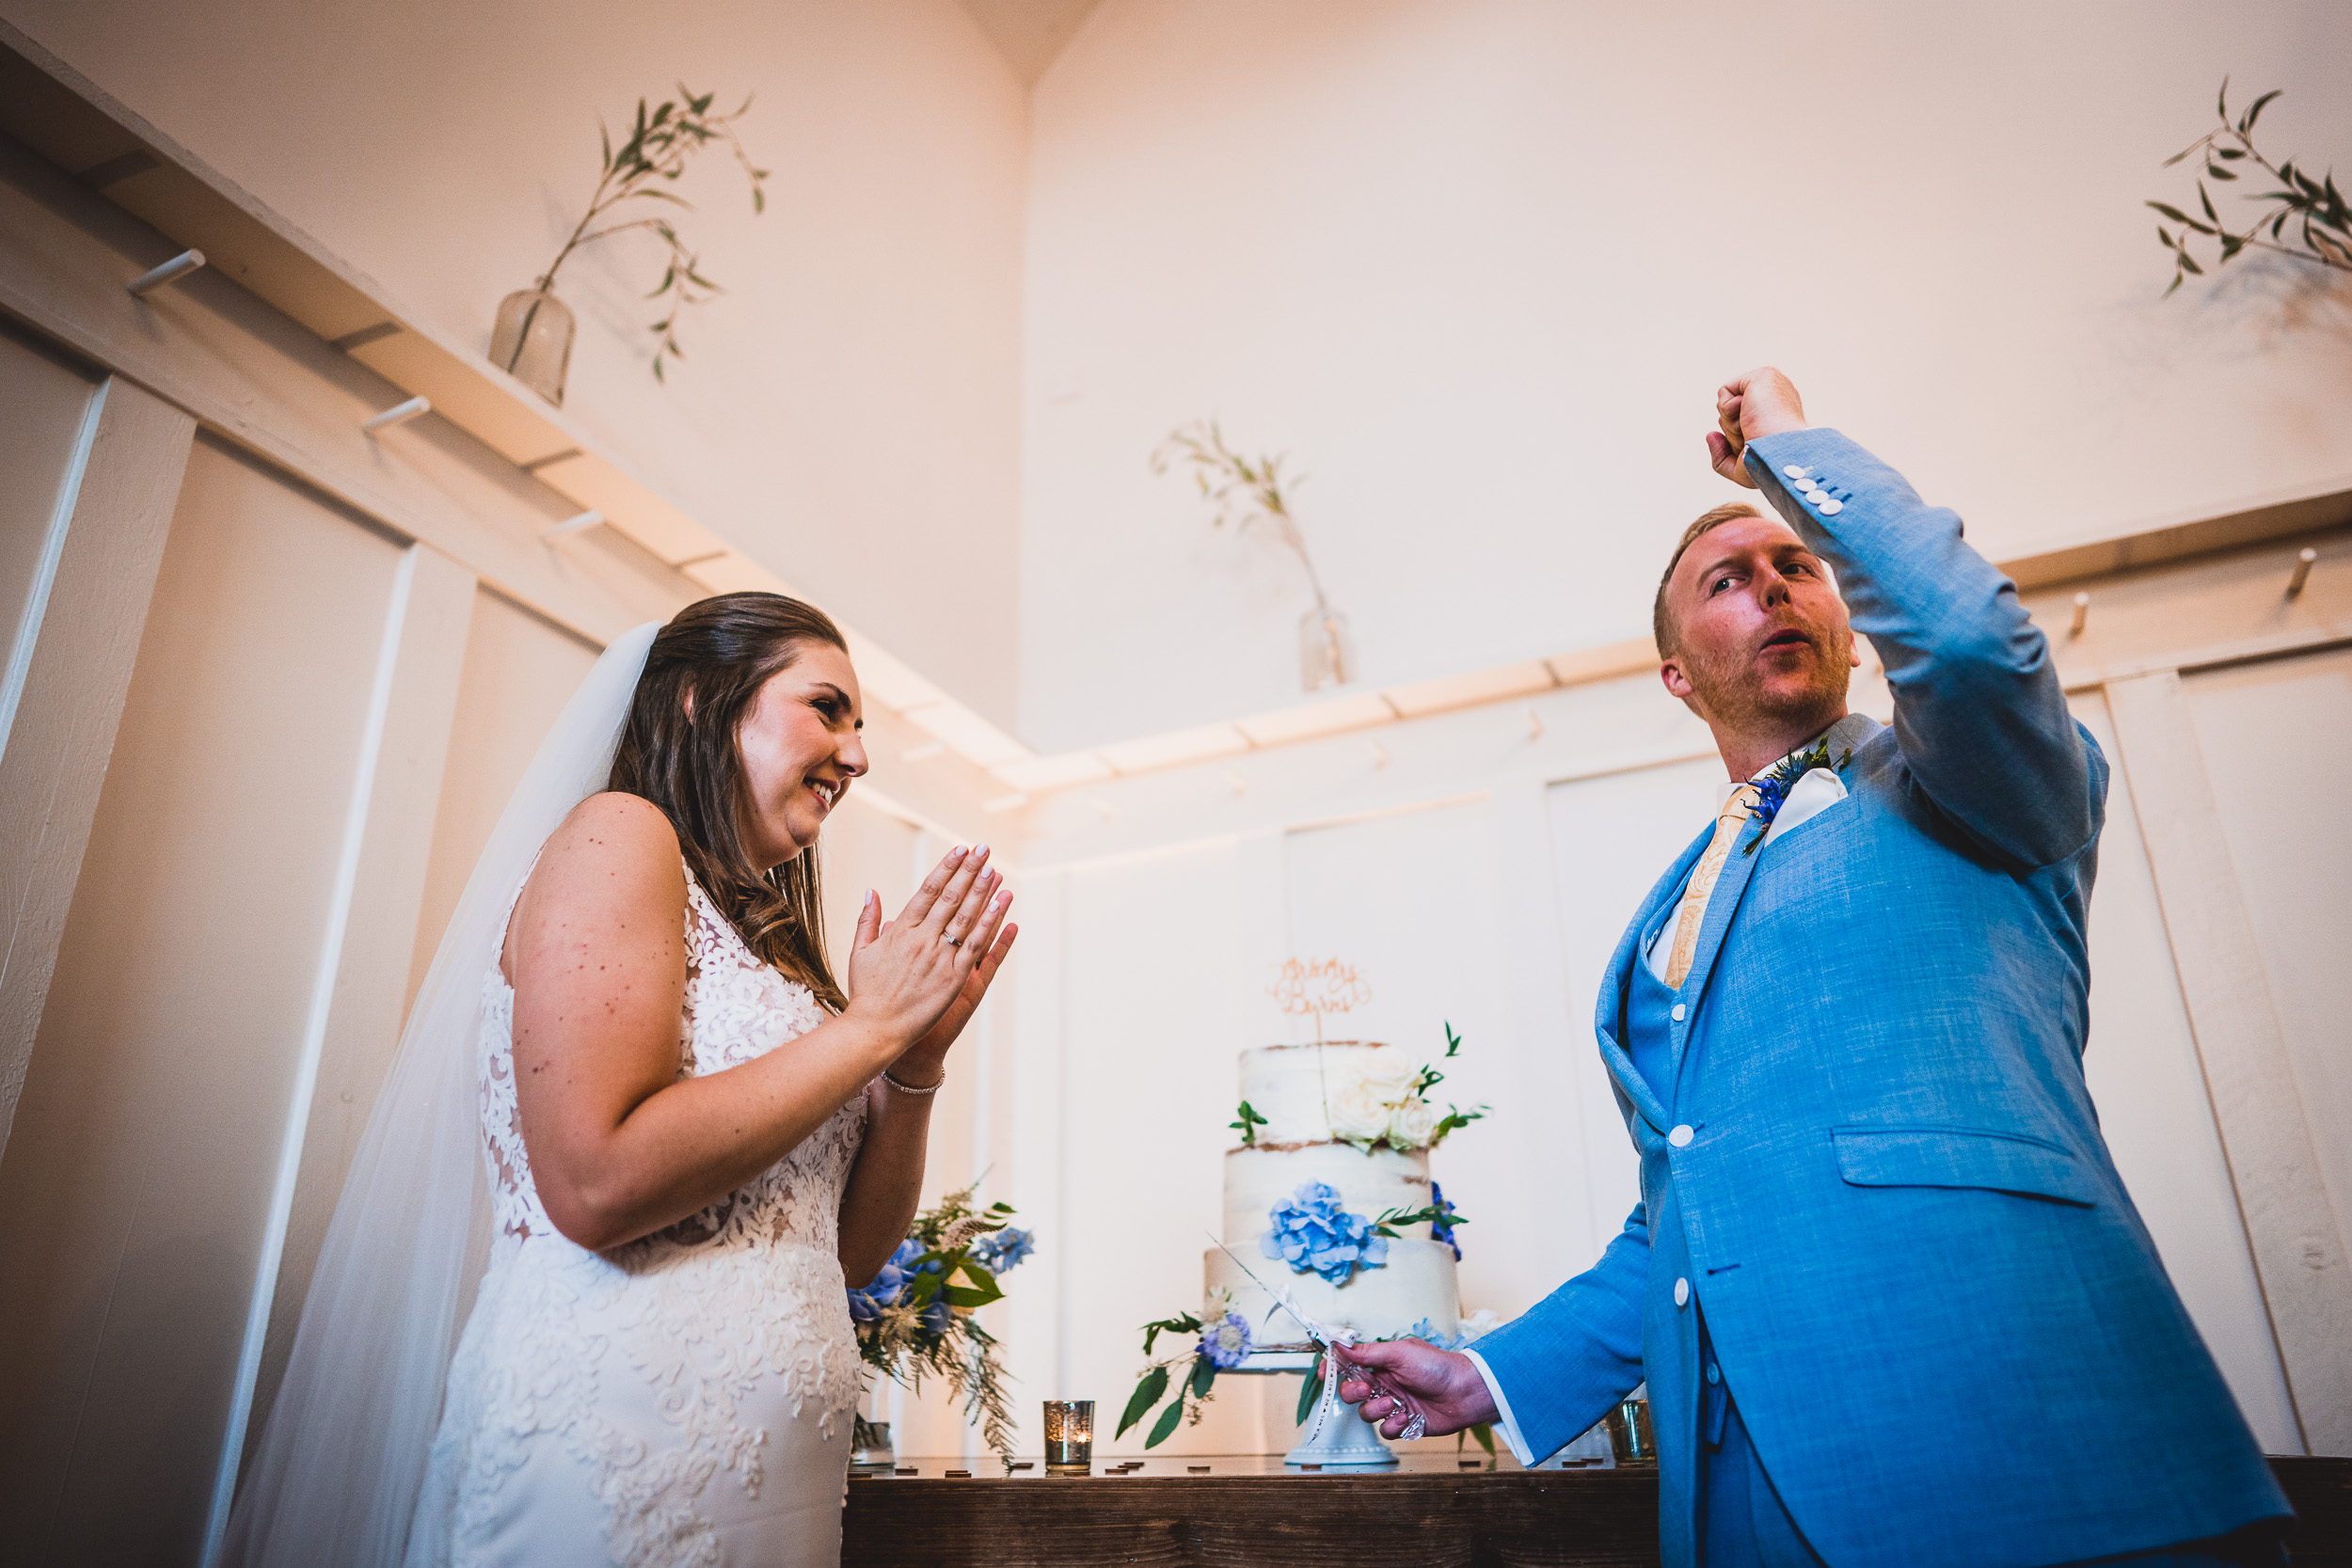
[1833, 1126, 2096, 1206]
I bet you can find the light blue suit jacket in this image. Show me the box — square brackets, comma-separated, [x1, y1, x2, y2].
[1473, 430, 2288, 1566]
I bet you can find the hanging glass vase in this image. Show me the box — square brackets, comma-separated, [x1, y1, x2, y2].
[1298, 607, 1353, 691]
[489, 288, 575, 406]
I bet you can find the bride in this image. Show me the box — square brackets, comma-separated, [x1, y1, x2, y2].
[225, 593, 1013, 1568]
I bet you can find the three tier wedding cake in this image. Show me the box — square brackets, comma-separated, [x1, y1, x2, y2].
[1203, 1040, 1471, 1352]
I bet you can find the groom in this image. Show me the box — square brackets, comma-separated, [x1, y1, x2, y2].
[1338, 369, 2290, 1565]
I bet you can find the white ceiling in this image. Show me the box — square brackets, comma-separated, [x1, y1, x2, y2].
[957, 0, 1103, 88]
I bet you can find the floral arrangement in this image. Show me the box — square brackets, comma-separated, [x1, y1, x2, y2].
[1324, 1022, 1486, 1154]
[1118, 1287, 1252, 1448]
[845, 1180, 1031, 1460]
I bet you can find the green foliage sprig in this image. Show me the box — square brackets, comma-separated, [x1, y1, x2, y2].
[1370, 1200, 1469, 1240]
[2150, 80, 2350, 296]
[1152, 420, 1349, 684]
[1230, 1101, 1269, 1147]
[531, 85, 769, 381]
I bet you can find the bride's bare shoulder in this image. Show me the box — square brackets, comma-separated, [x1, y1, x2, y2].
[505, 795, 687, 979]
[535, 792, 685, 895]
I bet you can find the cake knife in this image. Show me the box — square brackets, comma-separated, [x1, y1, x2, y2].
[1207, 1235, 1431, 1442]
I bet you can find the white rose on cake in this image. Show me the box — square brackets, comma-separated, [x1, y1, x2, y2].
[1327, 1057, 1422, 1145]
[1385, 1096, 1440, 1150]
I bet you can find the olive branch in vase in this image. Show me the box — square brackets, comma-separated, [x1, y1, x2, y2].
[1152, 420, 1352, 690]
[494, 85, 768, 400]
[2149, 79, 2349, 296]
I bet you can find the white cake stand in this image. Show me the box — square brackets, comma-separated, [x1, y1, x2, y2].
[1228, 1349, 1399, 1468]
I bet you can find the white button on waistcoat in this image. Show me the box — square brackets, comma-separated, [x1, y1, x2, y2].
[1669, 1124, 1693, 1148]
[1782, 464, 1809, 479]
[1793, 476, 1817, 493]
[1674, 1277, 1691, 1307]
[1671, 1003, 1687, 1022]
[1707, 1362, 1722, 1386]
[1819, 498, 1844, 515]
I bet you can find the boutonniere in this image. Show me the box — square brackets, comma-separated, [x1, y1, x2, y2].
[1742, 737, 1851, 856]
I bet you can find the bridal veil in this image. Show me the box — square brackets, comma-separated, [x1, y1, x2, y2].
[222, 622, 660, 1568]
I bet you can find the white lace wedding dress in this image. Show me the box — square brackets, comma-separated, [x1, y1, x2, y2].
[405, 867, 870, 1568]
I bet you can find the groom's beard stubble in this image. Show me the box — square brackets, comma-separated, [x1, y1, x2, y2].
[1683, 627, 1852, 741]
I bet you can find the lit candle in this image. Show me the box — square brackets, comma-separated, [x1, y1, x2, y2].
[1042, 1400, 1095, 1475]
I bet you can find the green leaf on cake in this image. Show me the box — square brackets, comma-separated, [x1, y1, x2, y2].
[1140, 1311, 1204, 1357]
[1146, 1393, 1187, 1448]
[1230, 1100, 1269, 1146]
[1119, 1366, 1169, 1437]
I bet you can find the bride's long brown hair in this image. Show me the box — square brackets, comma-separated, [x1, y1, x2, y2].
[607, 593, 850, 1010]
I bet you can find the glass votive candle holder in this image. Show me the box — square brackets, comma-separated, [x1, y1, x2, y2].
[1605, 1397, 1657, 1466]
[1042, 1400, 1095, 1474]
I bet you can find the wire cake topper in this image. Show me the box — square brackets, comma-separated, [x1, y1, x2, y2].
[1267, 958, 1372, 1043]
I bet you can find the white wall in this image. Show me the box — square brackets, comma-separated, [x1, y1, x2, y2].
[1018, 0, 2352, 752]
[1, 0, 1032, 728]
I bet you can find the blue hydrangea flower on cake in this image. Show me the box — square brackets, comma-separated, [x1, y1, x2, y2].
[1263, 1181, 1390, 1281]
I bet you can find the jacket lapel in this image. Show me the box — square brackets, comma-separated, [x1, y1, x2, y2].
[1594, 820, 1713, 1136]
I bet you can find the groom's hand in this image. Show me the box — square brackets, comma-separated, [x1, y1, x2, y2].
[1706, 365, 1808, 487]
[1333, 1338, 1498, 1439]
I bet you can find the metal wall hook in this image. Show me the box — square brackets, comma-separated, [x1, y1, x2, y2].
[540, 510, 603, 539]
[127, 249, 205, 296]
[2068, 592, 2090, 639]
[1524, 705, 1545, 743]
[362, 395, 431, 434]
[2286, 546, 2317, 599]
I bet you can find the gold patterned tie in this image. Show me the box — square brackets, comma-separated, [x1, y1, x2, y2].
[1663, 784, 1761, 990]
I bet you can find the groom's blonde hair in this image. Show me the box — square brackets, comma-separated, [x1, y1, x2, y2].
[1652, 501, 1762, 657]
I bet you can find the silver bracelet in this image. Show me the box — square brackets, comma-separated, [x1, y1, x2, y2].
[882, 1068, 945, 1096]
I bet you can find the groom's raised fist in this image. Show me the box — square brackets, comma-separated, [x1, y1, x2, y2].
[1706, 366, 1807, 487]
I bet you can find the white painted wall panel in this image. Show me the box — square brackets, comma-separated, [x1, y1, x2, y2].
[0, 316, 98, 742]
[0, 434, 402, 1565]
[2183, 648, 2352, 1268]
[405, 589, 599, 1015]
[2074, 691, 2299, 1452]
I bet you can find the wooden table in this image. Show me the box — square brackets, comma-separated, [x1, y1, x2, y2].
[842, 1453, 2352, 1567]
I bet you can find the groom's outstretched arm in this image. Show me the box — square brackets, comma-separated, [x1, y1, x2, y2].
[1339, 1201, 1650, 1465]
[1462, 1201, 1650, 1463]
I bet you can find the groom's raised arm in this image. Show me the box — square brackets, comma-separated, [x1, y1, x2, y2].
[1712, 373, 2102, 871]
[1460, 1201, 1651, 1465]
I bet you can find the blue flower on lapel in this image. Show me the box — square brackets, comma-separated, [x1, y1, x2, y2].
[1742, 738, 1852, 856]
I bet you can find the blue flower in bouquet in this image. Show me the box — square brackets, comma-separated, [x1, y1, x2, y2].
[1429, 1181, 1462, 1260]
[847, 1238, 924, 1323]
[972, 1227, 1035, 1274]
[1261, 1181, 1389, 1284]
[919, 1294, 955, 1335]
[1200, 1311, 1254, 1369]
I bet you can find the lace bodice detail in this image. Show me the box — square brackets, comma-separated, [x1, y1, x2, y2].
[478, 868, 861, 1251]
[437, 865, 871, 1567]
